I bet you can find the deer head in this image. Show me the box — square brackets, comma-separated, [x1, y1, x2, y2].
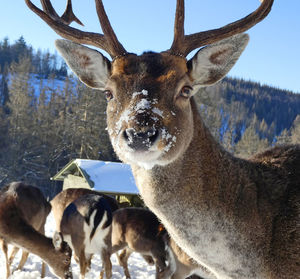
[25, 0, 274, 169]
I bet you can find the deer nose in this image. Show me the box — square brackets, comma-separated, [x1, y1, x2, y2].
[123, 128, 159, 151]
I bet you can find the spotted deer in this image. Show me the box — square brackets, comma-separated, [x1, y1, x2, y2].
[0, 182, 72, 279]
[0, 182, 50, 278]
[50, 188, 119, 232]
[25, 0, 299, 278]
[53, 193, 113, 279]
[50, 188, 119, 279]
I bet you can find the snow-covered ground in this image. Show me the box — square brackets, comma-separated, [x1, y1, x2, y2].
[0, 212, 156, 279]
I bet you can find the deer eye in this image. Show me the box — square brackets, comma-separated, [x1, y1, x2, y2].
[104, 90, 113, 101]
[179, 86, 193, 99]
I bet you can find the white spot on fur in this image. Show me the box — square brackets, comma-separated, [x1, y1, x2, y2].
[83, 210, 110, 254]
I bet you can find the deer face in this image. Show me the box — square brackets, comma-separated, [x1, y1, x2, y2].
[26, 0, 272, 168]
[105, 52, 194, 168]
[55, 34, 248, 168]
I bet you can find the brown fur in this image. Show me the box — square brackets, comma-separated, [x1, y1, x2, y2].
[51, 188, 119, 279]
[0, 182, 50, 278]
[110, 207, 169, 279]
[0, 182, 72, 279]
[106, 53, 300, 278]
[163, 235, 217, 279]
[51, 187, 119, 232]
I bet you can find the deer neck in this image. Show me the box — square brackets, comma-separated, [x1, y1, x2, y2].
[131, 97, 234, 209]
[11, 227, 60, 265]
[130, 98, 266, 278]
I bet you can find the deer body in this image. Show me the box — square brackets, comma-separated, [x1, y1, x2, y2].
[25, 1, 299, 278]
[0, 182, 50, 278]
[51, 188, 120, 279]
[0, 182, 72, 279]
[51, 188, 119, 232]
[132, 112, 300, 278]
[110, 207, 170, 279]
[53, 193, 113, 279]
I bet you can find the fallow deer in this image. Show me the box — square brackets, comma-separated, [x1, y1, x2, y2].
[25, 0, 300, 278]
[0, 182, 50, 278]
[109, 207, 170, 279]
[50, 187, 119, 232]
[52, 193, 113, 279]
[0, 182, 72, 279]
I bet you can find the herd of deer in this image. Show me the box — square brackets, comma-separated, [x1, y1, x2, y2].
[0, 182, 208, 279]
[0, 0, 299, 278]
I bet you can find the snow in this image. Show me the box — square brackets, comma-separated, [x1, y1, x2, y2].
[75, 159, 138, 195]
[0, 212, 156, 279]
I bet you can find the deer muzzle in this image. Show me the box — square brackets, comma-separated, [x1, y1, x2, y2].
[123, 128, 160, 151]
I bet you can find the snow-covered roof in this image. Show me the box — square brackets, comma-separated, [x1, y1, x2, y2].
[52, 159, 138, 195]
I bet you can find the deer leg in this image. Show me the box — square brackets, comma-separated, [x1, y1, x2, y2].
[86, 254, 92, 272]
[38, 227, 46, 277]
[8, 246, 19, 265]
[41, 261, 46, 278]
[1, 240, 10, 279]
[79, 251, 88, 279]
[100, 248, 112, 279]
[118, 248, 132, 279]
[16, 250, 29, 271]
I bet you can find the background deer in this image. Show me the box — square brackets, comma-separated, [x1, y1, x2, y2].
[0, 182, 50, 278]
[52, 190, 116, 279]
[0, 182, 72, 279]
[110, 207, 218, 279]
[25, 0, 299, 278]
[109, 207, 170, 279]
[50, 187, 119, 232]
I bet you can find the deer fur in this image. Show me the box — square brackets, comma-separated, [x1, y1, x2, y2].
[162, 235, 217, 279]
[55, 33, 300, 279]
[53, 193, 113, 279]
[109, 207, 170, 279]
[0, 182, 50, 278]
[0, 182, 72, 279]
[51, 188, 119, 278]
[50, 187, 119, 232]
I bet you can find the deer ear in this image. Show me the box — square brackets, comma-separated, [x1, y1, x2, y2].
[55, 39, 111, 90]
[188, 33, 249, 87]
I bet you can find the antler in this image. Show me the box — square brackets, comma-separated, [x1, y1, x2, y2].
[25, 0, 127, 58]
[169, 0, 274, 57]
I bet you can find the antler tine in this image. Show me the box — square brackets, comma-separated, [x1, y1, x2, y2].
[171, 0, 185, 54]
[25, 0, 126, 58]
[40, 0, 83, 26]
[169, 0, 274, 57]
[95, 0, 127, 57]
[61, 0, 84, 26]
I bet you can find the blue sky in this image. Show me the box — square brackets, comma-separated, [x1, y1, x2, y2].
[1, 0, 300, 93]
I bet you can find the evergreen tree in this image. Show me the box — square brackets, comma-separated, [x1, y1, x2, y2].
[290, 115, 300, 144]
[234, 125, 269, 158]
[275, 128, 292, 146]
[6, 56, 37, 182]
[0, 64, 9, 109]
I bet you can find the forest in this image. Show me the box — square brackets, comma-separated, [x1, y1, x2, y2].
[0, 37, 299, 197]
